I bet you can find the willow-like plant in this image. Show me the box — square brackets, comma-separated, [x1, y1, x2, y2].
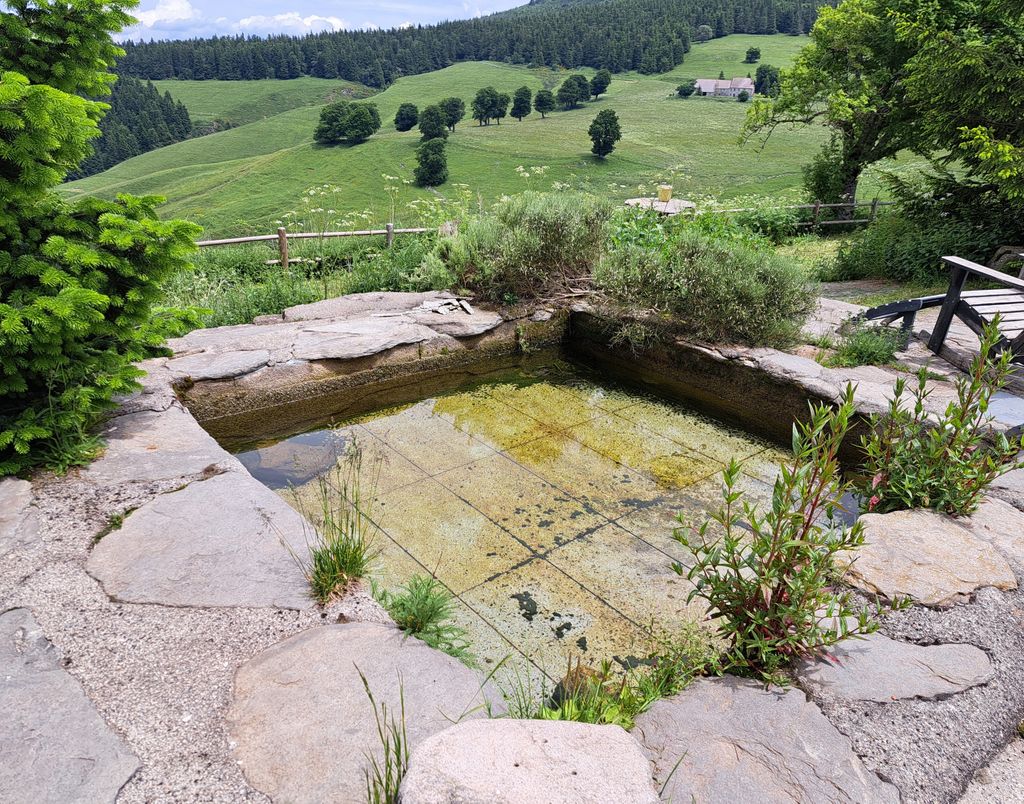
[674, 385, 878, 681]
[861, 320, 1024, 516]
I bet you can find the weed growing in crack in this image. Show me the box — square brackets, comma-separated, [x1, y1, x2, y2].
[373, 575, 475, 666]
[360, 668, 409, 804]
[287, 440, 381, 604]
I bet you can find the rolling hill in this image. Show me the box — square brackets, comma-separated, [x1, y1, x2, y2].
[63, 35, 926, 238]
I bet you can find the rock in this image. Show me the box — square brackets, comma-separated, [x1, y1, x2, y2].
[226, 622, 502, 803]
[408, 307, 503, 337]
[292, 318, 451, 361]
[87, 471, 312, 609]
[801, 298, 863, 341]
[283, 291, 455, 322]
[633, 676, 898, 804]
[0, 479, 38, 557]
[324, 581, 394, 625]
[798, 634, 993, 702]
[989, 471, 1024, 513]
[400, 719, 659, 804]
[0, 609, 139, 803]
[165, 349, 270, 380]
[84, 404, 239, 487]
[847, 509, 1017, 607]
[965, 497, 1024, 569]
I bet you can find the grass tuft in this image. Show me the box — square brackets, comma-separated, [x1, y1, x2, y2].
[374, 575, 476, 666]
[360, 668, 410, 804]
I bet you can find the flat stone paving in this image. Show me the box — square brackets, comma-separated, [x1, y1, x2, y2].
[242, 365, 788, 679]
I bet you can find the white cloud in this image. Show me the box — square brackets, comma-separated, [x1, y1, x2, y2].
[237, 12, 348, 34]
[134, 0, 201, 26]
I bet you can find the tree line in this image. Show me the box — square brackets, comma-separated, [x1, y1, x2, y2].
[115, 0, 833, 88]
[67, 77, 192, 179]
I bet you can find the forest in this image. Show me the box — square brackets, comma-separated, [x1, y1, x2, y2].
[117, 0, 833, 87]
[68, 77, 193, 179]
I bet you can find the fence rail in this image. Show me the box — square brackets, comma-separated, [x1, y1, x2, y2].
[714, 199, 895, 227]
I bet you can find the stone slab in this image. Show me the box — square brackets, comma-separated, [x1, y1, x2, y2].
[408, 307, 503, 337]
[292, 317, 450, 360]
[84, 404, 240, 487]
[283, 290, 455, 322]
[990, 469, 1024, 512]
[0, 608, 139, 803]
[633, 676, 899, 804]
[969, 497, 1024, 568]
[400, 719, 659, 804]
[848, 509, 1017, 607]
[87, 471, 312, 609]
[0, 479, 38, 557]
[798, 633, 993, 703]
[165, 349, 270, 380]
[226, 621, 502, 803]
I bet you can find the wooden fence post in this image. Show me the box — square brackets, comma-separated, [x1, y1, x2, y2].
[870, 198, 879, 222]
[811, 200, 821, 227]
[277, 227, 289, 270]
[385, 222, 395, 248]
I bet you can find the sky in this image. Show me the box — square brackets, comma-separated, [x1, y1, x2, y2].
[119, 0, 525, 41]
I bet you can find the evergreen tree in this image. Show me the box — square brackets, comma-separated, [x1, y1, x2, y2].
[588, 109, 622, 157]
[438, 96, 466, 131]
[534, 89, 556, 118]
[394, 103, 418, 132]
[590, 69, 612, 99]
[718, 70, 726, 80]
[511, 86, 532, 121]
[418, 104, 448, 140]
[414, 137, 448, 186]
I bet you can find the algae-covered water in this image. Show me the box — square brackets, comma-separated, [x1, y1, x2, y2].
[236, 361, 787, 679]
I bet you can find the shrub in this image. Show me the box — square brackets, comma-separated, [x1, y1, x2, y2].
[374, 575, 474, 664]
[288, 442, 380, 604]
[833, 171, 1024, 283]
[676, 82, 696, 98]
[434, 191, 613, 301]
[674, 386, 880, 682]
[826, 322, 905, 367]
[861, 322, 1024, 516]
[596, 212, 813, 346]
[727, 197, 800, 243]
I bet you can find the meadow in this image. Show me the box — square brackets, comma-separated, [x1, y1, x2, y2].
[64, 35, 929, 238]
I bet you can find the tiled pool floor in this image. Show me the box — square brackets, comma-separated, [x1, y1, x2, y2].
[237, 364, 787, 681]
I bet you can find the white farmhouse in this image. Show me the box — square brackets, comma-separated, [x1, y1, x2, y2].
[694, 77, 755, 97]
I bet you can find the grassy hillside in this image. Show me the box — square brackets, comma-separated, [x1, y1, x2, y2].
[65, 36, 927, 237]
[658, 33, 806, 82]
[151, 77, 373, 127]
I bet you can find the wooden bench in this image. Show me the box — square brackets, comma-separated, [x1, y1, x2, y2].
[863, 256, 1024, 361]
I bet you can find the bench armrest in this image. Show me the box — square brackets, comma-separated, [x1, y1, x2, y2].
[943, 255, 1024, 292]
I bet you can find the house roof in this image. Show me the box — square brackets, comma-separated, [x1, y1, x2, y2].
[695, 77, 755, 92]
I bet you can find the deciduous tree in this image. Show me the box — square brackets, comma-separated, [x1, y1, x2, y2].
[418, 104, 448, 140]
[394, 102, 418, 131]
[534, 89, 555, 118]
[438, 96, 465, 131]
[588, 109, 621, 157]
[414, 137, 448, 186]
[590, 68, 612, 99]
[511, 86, 532, 121]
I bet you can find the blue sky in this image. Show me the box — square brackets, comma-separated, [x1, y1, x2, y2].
[120, 0, 524, 40]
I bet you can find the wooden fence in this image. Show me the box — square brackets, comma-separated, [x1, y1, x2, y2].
[195, 223, 431, 269]
[714, 199, 895, 227]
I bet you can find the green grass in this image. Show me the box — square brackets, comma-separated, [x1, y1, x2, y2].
[64, 36, 932, 237]
[152, 76, 374, 127]
[658, 33, 807, 82]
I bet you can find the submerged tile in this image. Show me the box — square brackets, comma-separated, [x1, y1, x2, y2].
[483, 380, 608, 431]
[546, 523, 704, 633]
[566, 413, 724, 489]
[375, 479, 533, 594]
[432, 392, 556, 450]
[460, 558, 654, 678]
[504, 434, 663, 520]
[437, 454, 606, 552]
[361, 400, 494, 474]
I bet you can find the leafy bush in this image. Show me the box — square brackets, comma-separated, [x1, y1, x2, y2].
[826, 322, 905, 367]
[727, 197, 800, 243]
[596, 211, 813, 346]
[675, 387, 879, 681]
[861, 322, 1024, 516]
[374, 575, 475, 665]
[433, 192, 613, 301]
[833, 171, 1024, 283]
